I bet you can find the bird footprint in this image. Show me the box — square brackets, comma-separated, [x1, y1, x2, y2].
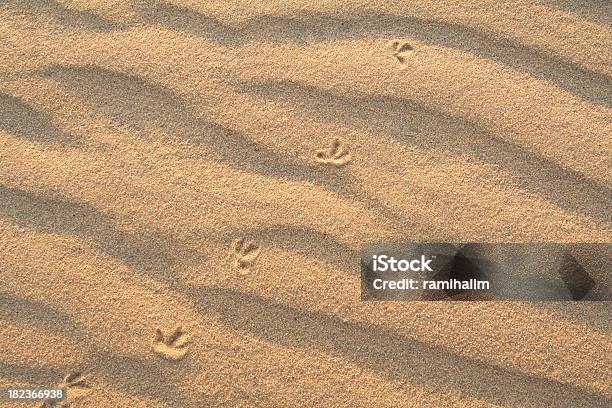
[231, 238, 261, 271]
[316, 138, 351, 166]
[40, 372, 90, 407]
[153, 327, 190, 360]
[388, 39, 414, 65]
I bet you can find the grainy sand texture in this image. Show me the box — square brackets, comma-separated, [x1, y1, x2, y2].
[1, 0, 611, 407]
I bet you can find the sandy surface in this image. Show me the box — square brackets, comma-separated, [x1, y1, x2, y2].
[0, 0, 611, 407]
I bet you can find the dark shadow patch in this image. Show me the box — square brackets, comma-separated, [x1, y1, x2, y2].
[2, 0, 125, 32]
[187, 286, 611, 408]
[133, 1, 611, 106]
[535, 302, 611, 333]
[0, 361, 63, 386]
[84, 351, 203, 408]
[558, 253, 596, 300]
[0, 184, 205, 285]
[87, 350, 276, 407]
[539, 0, 612, 27]
[426, 250, 491, 300]
[0, 292, 81, 335]
[0, 91, 82, 146]
[37, 65, 341, 182]
[38, 64, 421, 234]
[238, 79, 612, 225]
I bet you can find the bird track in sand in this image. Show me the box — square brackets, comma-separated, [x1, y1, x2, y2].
[388, 39, 414, 65]
[153, 327, 190, 360]
[231, 238, 261, 272]
[39, 372, 90, 407]
[316, 138, 351, 166]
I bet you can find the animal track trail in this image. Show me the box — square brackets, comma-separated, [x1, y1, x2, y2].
[315, 138, 351, 166]
[153, 327, 190, 360]
[388, 39, 414, 65]
[39, 372, 91, 407]
[231, 238, 261, 272]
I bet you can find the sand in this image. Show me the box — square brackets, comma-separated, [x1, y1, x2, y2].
[0, 0, 610, 407]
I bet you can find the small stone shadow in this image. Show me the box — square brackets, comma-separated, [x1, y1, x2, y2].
[558, 253, 596, 300]
[427, 250, 492, 300]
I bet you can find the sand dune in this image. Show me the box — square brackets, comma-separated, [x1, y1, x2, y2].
[0, 0, 610, 407]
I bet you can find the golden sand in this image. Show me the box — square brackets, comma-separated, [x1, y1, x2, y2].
[0, 0, 610, 407]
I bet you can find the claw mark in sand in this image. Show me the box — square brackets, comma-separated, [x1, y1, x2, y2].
[316, 138, 351, 166]
[153, 327, 190, 360]
[388, 39, 414, 65]
[40, 372, 91, 407]
[231, 238, 261, 272]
